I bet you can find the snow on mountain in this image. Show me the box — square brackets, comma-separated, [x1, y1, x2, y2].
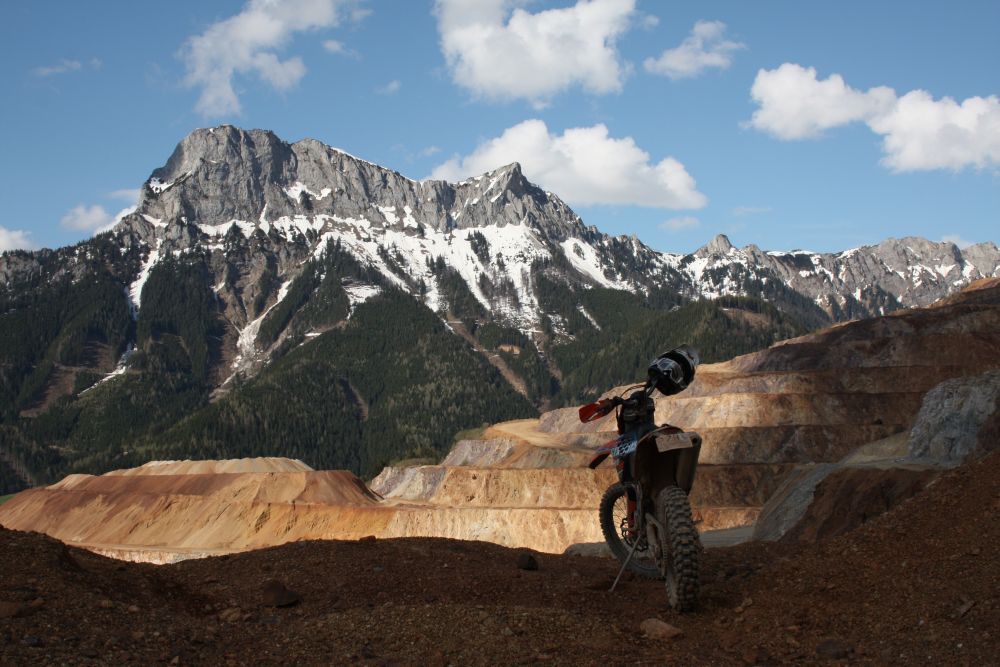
[3, 125, 997, 382]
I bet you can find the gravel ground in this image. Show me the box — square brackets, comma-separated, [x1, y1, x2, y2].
[2, 451, 998, 666]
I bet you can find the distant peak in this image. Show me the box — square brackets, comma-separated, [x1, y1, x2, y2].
[703, 233, 735, 254]
[152, 126, 287, 183]
[498, 161, 522, 175]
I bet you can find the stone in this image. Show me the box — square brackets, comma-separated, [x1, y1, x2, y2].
[907, 371, 1000, 466]
[218, 607, 243, 623]
[640, 618, 683, 640]
[516, 553, 539, 571]
[261, 580, 302, 608]
[815, 639, 854, 660]
[0, 601, 24, 619]
[563, 542, 613, 559]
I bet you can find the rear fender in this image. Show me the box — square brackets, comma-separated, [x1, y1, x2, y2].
[634, 432, 702, 495]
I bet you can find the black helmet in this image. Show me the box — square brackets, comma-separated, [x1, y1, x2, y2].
[647, 345, 699, 396]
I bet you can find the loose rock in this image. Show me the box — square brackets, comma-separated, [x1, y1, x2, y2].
[816, 638, 854, 660]
[261, 580, 302, 608]
[516, 553, 539, 571]
[640, 618, 683, 641]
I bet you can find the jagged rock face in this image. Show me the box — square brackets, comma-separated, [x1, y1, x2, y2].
[108, 126, 675, 357]
[3, 125, 998, 388]
[907, 370, 1000, 466]
[141, 126, 584, 237]
[107, 126, 1000, 353]
[686, 233, 1000, 319]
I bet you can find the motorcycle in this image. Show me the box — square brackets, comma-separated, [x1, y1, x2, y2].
[579, 345, 703, 612]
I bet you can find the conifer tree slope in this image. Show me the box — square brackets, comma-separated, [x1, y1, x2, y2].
[1, 125, 998, 490]
[145, 289, 537, 478]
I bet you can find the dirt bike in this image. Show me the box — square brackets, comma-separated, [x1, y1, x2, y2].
[579, 345, 703, 612]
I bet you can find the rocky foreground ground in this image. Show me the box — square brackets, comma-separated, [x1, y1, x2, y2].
[2, 450, 997, 666]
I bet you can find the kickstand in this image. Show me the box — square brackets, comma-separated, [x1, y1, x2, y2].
[609, 538, 639, 592]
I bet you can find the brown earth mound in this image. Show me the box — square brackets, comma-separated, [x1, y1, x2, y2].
[103, 458, 314, 476]
[2, 449, 997, 666]
[0, 462, 393, 562]
[1, 454, 620, 559]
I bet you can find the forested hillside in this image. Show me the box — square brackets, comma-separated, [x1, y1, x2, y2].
[0, 247, 799, 489]
[4, 126, 992, 492]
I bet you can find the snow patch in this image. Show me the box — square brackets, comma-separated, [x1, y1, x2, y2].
[577, 305, 601, 330]
[284, 182, 332, 201]
[80, 344, 136, 394]
[199, 221, 236, 237]
[141, 214, 166, 229]
[402, 205, 419, 228]
[234, 280, 293, 367]
[559, 238, 630, 291]
[343, 283, 382, 318]
[127, 239, 164, 317]
[148, 171, 190, 194]
[378, 205, 399, 225]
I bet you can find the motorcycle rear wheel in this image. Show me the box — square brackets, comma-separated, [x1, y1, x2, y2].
[598, 482, 660, 579]
[657, 485, 701, 612]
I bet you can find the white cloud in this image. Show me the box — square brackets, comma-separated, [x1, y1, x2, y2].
[61, 204, 114, 231]
[108, 188, 141, 203]
[942, 234, 974, 250]
[748, 63, 1000, 171]
[60, 204, 134, 234]
[33, 59, 82, 77]
[429, 119, 706, 209]
[180, 0, 363, 117]
[349, 6, 372, 23]
[0, 227, 37, 253]
[32, 58, 102, 78]
[376, 79, 401, 95]
[644, 20, 744, 80]
[323, 39, 346, 54]
[640, 14, 659, 30]
[434, 0, 636, 107]
[660, 216, 700, 231]
[420, 145, 442, 157]
[869, 91, 1000, 171]
[321, 39, 344, 55]
[748, 64, 894, 140]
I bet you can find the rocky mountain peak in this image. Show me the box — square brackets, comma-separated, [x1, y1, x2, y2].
[151, 125, 286, 183]
[697, 233, 736, 256]
[7, 125, 998, 364]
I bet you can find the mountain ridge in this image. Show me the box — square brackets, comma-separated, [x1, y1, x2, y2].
[1, 125, 998, 489]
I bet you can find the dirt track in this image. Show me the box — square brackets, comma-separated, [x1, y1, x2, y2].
[2, 451, 998, 665]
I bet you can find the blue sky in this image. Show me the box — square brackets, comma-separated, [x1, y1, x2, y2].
[1, 0, 997, 255]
